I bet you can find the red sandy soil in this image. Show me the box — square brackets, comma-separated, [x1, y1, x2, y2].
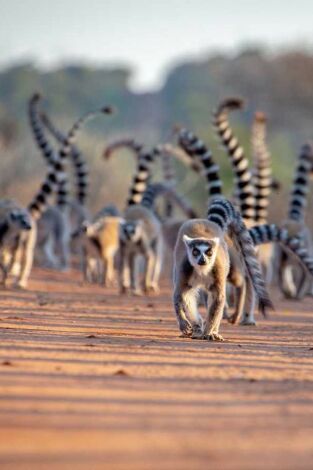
[0, 267, 312, 470]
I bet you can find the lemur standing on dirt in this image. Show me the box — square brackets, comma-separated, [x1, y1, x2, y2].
[0, 157, 63, 288]
[118, 147, 164, 295]
[173, 197, 273, 341]
[29, 93, 113, 270]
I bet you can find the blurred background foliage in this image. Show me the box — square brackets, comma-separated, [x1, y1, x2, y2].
[0, 46, 312, 220]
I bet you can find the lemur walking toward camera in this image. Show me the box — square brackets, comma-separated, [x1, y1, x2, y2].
[0, 158, 62, 288]
[117, 147, 164, 295]
[173, 197, 273, 341]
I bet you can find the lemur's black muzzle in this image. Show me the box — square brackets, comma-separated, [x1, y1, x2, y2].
[197, 256, 206, 266]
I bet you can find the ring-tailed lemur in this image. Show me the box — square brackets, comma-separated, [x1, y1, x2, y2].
[119, 147, 164, 295]
[72, 215, 123, 286]
[29, 94, 70, 269]
[0, 162, 61, 288]
[29, 93, 113, 269]
[173, 197, 272, 341]
[274, 143, 313, 299]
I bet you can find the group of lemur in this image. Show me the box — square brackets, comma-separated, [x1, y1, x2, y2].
[1, 94, 312, 341]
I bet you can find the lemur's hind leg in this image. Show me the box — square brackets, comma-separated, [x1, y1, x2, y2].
[150, 238, 163, 293]
[15, 227, 37, 289]
[241, 275, 257, 326]
[129, 252, 142, 295]
[228, 278, 247, 325]
[278, 250, 297, 298]
[143, 249, 156, 294]
[119, 244, 131, 294]
[103, 253, 115, 287]
[296, 266, 311, 300]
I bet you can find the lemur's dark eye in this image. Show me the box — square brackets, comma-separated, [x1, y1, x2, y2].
[192, 248, 199, 257]
[206, 248, 213, 256]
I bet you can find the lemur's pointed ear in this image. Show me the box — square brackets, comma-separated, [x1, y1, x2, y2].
[183, 234, 194, 247]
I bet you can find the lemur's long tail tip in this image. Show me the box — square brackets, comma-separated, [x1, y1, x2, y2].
[254, 111, 267, 122]
[31, 92, 42, 102]
[219, 97, 244, 111]
[102, 105, 115, 115]
[258, 297, 274, 317]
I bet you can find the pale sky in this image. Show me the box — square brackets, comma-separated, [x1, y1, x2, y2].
[0, 0, 312, 91]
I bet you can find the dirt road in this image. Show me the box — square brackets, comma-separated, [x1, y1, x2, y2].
[0, 268, 312, 469]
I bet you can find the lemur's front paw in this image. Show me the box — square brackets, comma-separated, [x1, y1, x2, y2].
[207, 332, 224, 342]
[120, 286, 130, 295]
[191, 324, 205, 339]
[240, 318, 257, 326]
[144, 284, 160, 295]
[179, 319, 193, 337]
[240, 313, 256, 326]
[132, 288, 144, 297]
[13, 279, 27, 290]
[227, 313, 239, 325]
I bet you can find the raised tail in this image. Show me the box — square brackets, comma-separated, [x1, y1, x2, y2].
[103, 138, 143, 160]
[127, 148, 160, 206]
[288, 143, 313, 222]
[29, 93, 69, 210]
[28, 169, 59, 221]
[213, 98, 255, 221]
[251, 112, 273, 224]
[249, 223, 313, 276]
[41, 112, 89, 205]
[207, 197, 273, 315]
[176, 128, 223, 196]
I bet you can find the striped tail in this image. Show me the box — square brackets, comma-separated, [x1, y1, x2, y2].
[127, 148, 159, 206]
[29, 93, 69, 210]
[28, 169, 59, 221]
[207, 197, 273, 315]
[177, 128, 223, 196]
[56, 105, 113, 207]
[213, 98, 255, 221]
[41, 112, 89, 205]
[249, 223, 313, 276]
[288, 143, 313, 222]
[141, 182, 198, 218]
[103, 138, 143, 160]
[251, 112, 273, 224]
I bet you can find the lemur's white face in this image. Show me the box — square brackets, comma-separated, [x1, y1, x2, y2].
[183, 235, 219, 274]
[120, 220, 143, 243]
